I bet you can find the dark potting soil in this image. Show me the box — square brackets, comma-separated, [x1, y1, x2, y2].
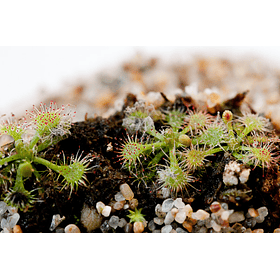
[15, 93, 280, 232]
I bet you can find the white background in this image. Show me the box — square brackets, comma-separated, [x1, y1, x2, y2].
[1, 46, 280, 116]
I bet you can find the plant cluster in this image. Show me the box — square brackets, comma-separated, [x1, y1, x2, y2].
[118, 100, 280, 194]
[0, 101, 93, 210]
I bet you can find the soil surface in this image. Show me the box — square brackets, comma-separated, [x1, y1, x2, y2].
[13, 93, 280, 232]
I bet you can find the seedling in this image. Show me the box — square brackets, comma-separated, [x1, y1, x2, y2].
[118, 100, 280, 195]
[0, 101, 93, 210]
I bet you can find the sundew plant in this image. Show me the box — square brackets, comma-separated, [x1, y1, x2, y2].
[118, 100, 280, 194]
[0, 101, 93, 210]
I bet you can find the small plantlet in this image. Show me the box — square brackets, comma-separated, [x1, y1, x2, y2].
[118, 95, 280, 196]
[0, 101, 93, 210]
[127, 208, 145, 223]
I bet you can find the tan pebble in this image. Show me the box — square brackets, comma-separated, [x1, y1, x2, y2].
[120, 183, 134, 200]
[113, 201, 125, 210]
[13, 225, 22, 233]
[133, 221, 144, 233]
[273, 228, 280, 233]
[128, 198, 138, 210]
[252, 228, 264, 233]
[65, 224, 81, 233]
[248, 208, 259, 218]
[170, 229, 177, 233]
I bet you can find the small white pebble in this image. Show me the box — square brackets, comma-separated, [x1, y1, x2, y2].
[164, 211, 175, 225]
[183, 204, 193, 218]
[118, 218, 127, 228]
[192, 209, 210, 220]
[175, 210, 187, 224]
[176, 227, 187, 233]
[108, 215, 119, 229]
[174, 198, 185, 209]
[7, 213, 20, 229]
[239, 168, 251, 184]
[211, 220, 222, 232]
[123, 204, 130, 210]
[96, 201, 106, 214]
[148, 220, 156, 231]
[114, 192, 125, 202]
[155, 204, 166, 218]
[154, 217, 164, 225]
[162, 198, 174, 212]
[257, 206, 268, 218]
[0, 201, 8, 215]
[101, 206, 112, 217]
[161, 224, 172, 233]
[221, 210, 234, 221]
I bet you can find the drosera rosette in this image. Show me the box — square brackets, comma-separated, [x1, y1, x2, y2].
[156, 147, 196, 195]
[122, 100, 163, 134]
[0, 101, 93, 210]
[182, 109, 214, 135]
[25, 101, 76, 150]
[118, 96, 280, 199]
[127, 207, 146, 233]
[239, 141, 280, 171]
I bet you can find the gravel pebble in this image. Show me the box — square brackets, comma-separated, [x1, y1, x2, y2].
[133, 222, 145, 233]
[120, 183, 134, 200]
[164, 211, 175, 225]
[155, 204, 166, 218]
[81, 206, 103, 232]
[176, 227, 187, 233]
[102, 206, 112, 217]
[174, 198, 185, 209]
[192, 209, 210, 220]
[175, 210, 187, 224]
[161, 225, 172, 233]
[154, 217, 164, 225]
[108, 215, 119, 229]
[148, 220, 156, 231]
[65, 224, 81, 233]
[118, 218, 127, 228]
[228, 211, 245, 223]
[114, 192, 125, 202]
[162, 198, 174, 212]
[96, 201, 106, 214]
[124, 223, 133, 233]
